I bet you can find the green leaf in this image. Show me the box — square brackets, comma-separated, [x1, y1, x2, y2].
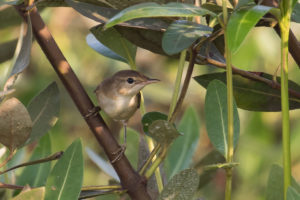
[158, 168, 199, 200]
[12, 187, 45, 200]
[86, 33, 127, 63]
[291, 3, 300, 23]
[16, 134, 52, 189]
[90, 26, 136, 67]
[9, 15, 32, 76]
[105, 2, 216, 29]
[194, 72, 300, 111]
[65, 0, 117, 23]
[85, 147, 119, 181]
[3, 15, 32, 95]
[162, 20, 213, 55]
[148, 120, 181, 144]
[142, 112, 168, 134]
[266, 164, 300, 200]
[25, 82, 60, 145]
[0, 98, 32, 151]
[287, 187, 300, 200]
[165, 107, 200, 179]
[227, 5, 271, 54]
[45, 139, 83, 200]
[204, 80, 240, 157]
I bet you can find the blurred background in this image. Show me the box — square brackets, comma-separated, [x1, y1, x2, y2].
[1, 6, 300, 200]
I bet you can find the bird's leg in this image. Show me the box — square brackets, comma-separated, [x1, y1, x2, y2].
[111, 122, 127, 163]
[84, 106, 100, 119]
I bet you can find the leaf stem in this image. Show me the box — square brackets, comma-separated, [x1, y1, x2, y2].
[81, 185, 122, 191]
[168, 50, 187, 120]
[279, 0, 292, 197]
[145, 145, 169, 179]
[222, 0, 234, 199]
[139, 143, 161, 175]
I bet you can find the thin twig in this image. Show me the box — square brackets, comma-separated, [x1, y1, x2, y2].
[198, 55, 300, 100]
[0, 182, 24, 190]
[0, 151, 63, 175]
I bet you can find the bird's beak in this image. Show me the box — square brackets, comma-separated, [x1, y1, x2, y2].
[145, 78, 160, 84]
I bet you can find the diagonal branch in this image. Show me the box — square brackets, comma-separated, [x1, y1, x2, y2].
[15, 5, 150, 200]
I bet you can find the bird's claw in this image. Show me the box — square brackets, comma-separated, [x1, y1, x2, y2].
[84, 106, 100, 119]
[111, 145, 126, 163]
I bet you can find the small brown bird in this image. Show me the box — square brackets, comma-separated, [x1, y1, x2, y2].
[94, 70, 159, 163]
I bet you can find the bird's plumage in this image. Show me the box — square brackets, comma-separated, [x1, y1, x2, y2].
[94, 70, 158, 122]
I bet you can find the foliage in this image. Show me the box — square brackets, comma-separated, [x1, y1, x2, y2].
[0, 0, 300, 199]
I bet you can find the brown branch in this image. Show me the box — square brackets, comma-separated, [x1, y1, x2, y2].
[198, 54, 300, 100]
[15, 5, 150, 200]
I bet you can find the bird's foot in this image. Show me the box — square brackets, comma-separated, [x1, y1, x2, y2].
[84, 106, 100, 119]
[111, 145, 126, 163]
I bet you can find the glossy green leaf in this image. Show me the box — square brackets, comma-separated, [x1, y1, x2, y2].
[194, 72, 300, 111]
[204, 80, 240, 157]
[12, 187, 45, 200]
[227, 5, 271, 54]
[0, 98, 32, 151]
[2, 15, 32, 96]
[45, 139, 83, 200]
[162, 20, 213, 55]
[90, 26, 136, 67]
[266, 164, 300, 200]
[165, 107, 200, 179]
[291, 3, 300, 23]
[65, 0, 116, 23]
[25, 82, 60, 145]
[16, 134, 51, 189]
[158, 168, 199, 200]
[86, 33, 127, 63]
[105, 2, 215, 29]
[142, 111, 168, 134]
[287, 187, 300, 200]
[148, 120, 181, 144]
[9, 15, 32, 77]
[86, 147, 119, 181]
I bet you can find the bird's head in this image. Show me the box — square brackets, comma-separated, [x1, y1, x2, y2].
[112, 70, 159, 96]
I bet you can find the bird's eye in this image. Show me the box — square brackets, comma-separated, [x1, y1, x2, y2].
[127, 78, 134, 84]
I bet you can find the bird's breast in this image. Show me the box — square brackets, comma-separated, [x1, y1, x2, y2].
[97, 92, 138, 121]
